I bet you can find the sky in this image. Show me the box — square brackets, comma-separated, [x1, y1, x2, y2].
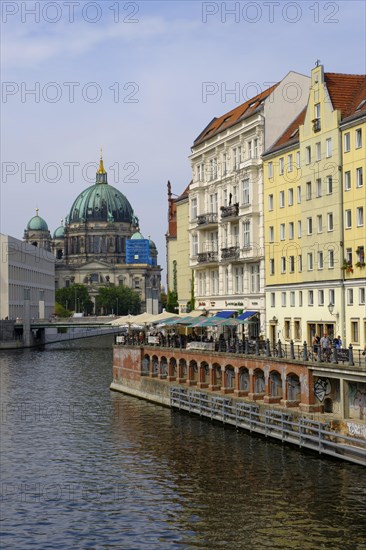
[1, 0, 365, 280]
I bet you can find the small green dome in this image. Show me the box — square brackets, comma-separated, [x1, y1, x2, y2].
[131, 231, 144, 240]
[54, 225, 65, 239]
[27, 212, 48, 231]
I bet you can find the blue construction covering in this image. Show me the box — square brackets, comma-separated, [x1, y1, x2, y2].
[126, 239, 151, 264]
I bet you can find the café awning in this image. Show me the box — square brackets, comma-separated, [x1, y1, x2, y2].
[215, 310, 237, 319]
[237, 311, 258, 322]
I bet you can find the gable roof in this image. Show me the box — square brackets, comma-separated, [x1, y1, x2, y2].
[264, 109, 306, 156]
[193, 83, 279, 146]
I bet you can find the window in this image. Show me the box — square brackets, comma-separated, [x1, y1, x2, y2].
[296, 151, 301, 168]
[329, 249, 334, 268]
[307, 217, 313, 235]
[269, 226, 274, 242]
[269, 258, 275, 275]
[305, 146, 311, 164]
[280, 223, 285, 240]
[281, 256, 286, 273]
[357, 207, 364, 226]
[344, 132, 350, 152]
[355, 128, 362, 148]
[213, 157, 217, 179]
[298, 255, 302, 272]
[233, 147, 240, 170]
[270, 292, 276, 307]
[344, 171, 351, 191]
[191, 198, 197, 220]
[209, 193, 218, 213]
[198, 272, 206, 295]
[345, 209, 352, 229]
[279, 190, 285, 208]
[315, 103, 321, 119]
[232, 185, 238, 204]
[211, 270, 219, 295]
[346, 248, 352, 264]
[290, 291, 295, 306]
[318, 289, 324, 306]
[315, 142, 321, 161]
[316, 178, 322, 197]
[347, 289, 354, 306]
[357, 245, 365, 264]
[243, 221, 250, 248]
[242, 178, 250, 205]
[317, 215, 323, 233]
[279, 157, 284, 175]
[224, 268, 229, 293]
[253, 140, 258, 158]
[356, 167, 363, 187]
[196, 164, 201, 181]
[307, 253, 313, 271]
[327, 176, 333, 194]
[192, 234, 198, 256]
[294, 320, 301, 340]
[306, 182, 312, 200]
[359, 287, 365, 305]
[284, 320, 291, 339]
[281, 292, 286, 307]
[250, 264, 260, 293]
[297, 185, 301, 203]
[298, 220, 302, 238]
[329, 289, 335, 306]
[222, 153, 227, 176]
[209, 159, 214, 180]
[247, 141, 252, 160]
[299, 291, 303, 307]
[289, 222, 294, 240]
[288, 188, 293, 206]
[223, 189, 228, 206]
[326, 138, 332, 158]
[318, 251, 323, 269]
[328, 213, 334, 231]
[289, 255, 295, 273]
[268, 194, 274, 211]
[308, 290, 314, 306]
[268, 162, 273, 178]
[351, 321, 359, 343]
[288, 154, 293, 172]
[234, 266, 244, 293]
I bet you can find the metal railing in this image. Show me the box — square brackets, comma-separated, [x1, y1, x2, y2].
[170, 387, 366, 466]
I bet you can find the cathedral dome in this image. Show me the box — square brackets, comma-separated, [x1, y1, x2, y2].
[27, 210, 48, 231]
[53, 224, 65, 239]
[68, 155, 135, 224]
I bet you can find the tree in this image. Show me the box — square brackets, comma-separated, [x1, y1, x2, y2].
[55, 284, 91, 313]
[166, 290, 178, 313]
[95, 286, 141, 315]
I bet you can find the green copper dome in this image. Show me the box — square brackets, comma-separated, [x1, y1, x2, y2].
[68, 158, 135, 224]
[131, 231, 145, 240]
[53, 225, 65, 239]
[27, 211, 48, 231]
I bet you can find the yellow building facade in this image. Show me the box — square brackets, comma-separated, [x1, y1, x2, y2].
[264, 64, 366, 349]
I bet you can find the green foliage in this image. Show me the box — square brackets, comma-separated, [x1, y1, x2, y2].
[55, 284, 91, 313]
[166, 290, 178, 313]
[95, 286, 141, 315]
[188, 271, 195, 312]
[54, 302, 71, 318]
[160, 290, 167, 310]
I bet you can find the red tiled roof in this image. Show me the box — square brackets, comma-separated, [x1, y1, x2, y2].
[193, 83, 279, 146]
[175, 181, 191, 202]
[266, 108, 306, 154]
[325, 73, 366, 119]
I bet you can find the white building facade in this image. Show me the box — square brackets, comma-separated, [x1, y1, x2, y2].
[189, 72, 310, 335]
[0, 234, 55, 320]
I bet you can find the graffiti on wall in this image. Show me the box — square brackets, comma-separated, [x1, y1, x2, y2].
[349, 383, 366, 420]
[346, 422, 366, 439]
[314, 378, 331, 402]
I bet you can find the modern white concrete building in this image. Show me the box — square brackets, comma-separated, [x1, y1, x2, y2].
[188, 72, 310, 336]
[0, 234, 55, 320]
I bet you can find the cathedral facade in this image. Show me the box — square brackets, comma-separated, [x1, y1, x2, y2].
[23, 155, 161, 314]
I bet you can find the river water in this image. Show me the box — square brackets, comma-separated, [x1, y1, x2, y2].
[1, 338, 365, 549]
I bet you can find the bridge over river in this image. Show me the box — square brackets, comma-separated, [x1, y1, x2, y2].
[0, 317, 123, 349]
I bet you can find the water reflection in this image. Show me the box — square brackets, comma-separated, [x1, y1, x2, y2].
[1, 342, 365, 549]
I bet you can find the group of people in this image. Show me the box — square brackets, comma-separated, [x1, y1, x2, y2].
[312, 333, 342, 360]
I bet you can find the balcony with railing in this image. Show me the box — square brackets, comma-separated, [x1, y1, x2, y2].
[220, 203, 239, 219]
[197, 251, 218, 264]
[196, 213, 218, 226]
[221, 246, 239, 261]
